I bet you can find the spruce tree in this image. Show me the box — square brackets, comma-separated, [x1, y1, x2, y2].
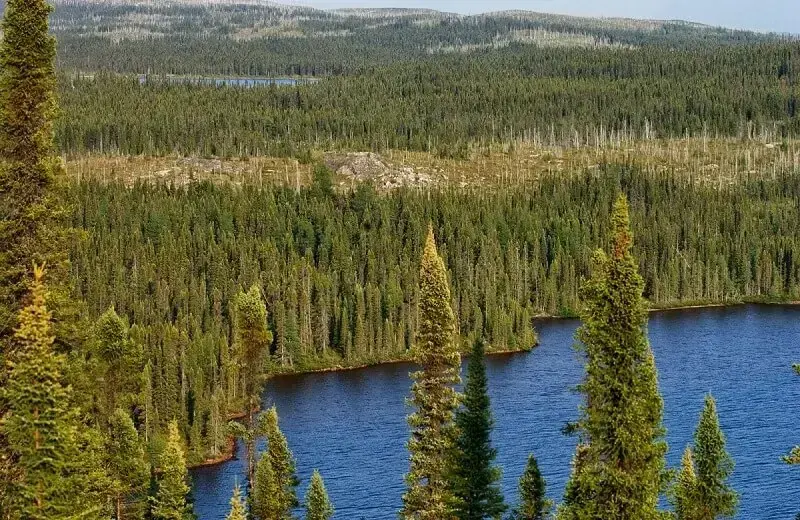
[265, 406, 300, 517]
[514, 454, 551, 520]
[402, 225, 462, 520]
[0, 266, 108, 519]
[225, 485, 247, 520]
[450, 338, 506, 520]
[559, 195, 667, 520]
[151, 420, 193, 520]
[251, 451, 281, 520]
[671, 447, 700, 520]
[691, 395, 738, 519]
[305, 469, 335, 520]
[232, 285, 273, 485]
[106, 408, 149, 520]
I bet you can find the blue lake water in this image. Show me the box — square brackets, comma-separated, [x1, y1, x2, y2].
[137, 75, 316, 88]
[191, 305, 800, 519]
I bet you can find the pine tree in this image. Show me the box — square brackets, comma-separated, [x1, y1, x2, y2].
[449, 338, 506, 520]
[559, 195, 667, 520]
[305, 469, 334, 520]
[265, 406, 300, 517]
[151, 420, 193, 520]
[0, 266, 108, 519]
[514, 454, 551, 520]
[95, 308, 145, 421]
[671, 447, 700, 520]
[107, 408, 149, 520]
[225, 485, 247, 520]
[402, 225, 462, 520]
[691, 395, 737, 519]
[251, 450, 281, 520]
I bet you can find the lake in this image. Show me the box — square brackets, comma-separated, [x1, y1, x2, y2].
[191, 305, 800, 519]
[137, 75, 317, 88]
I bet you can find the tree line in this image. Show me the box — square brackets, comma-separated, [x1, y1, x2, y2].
[65, 160, 800, 462]
[56, 41, 800, 158]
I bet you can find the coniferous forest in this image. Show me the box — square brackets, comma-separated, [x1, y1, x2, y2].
[1, 0, 800, 518]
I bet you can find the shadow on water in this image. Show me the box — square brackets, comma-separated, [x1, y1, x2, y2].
[192, 305, 800, 519]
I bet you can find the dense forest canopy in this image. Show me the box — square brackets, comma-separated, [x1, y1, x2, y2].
[70, 164, 800, 460]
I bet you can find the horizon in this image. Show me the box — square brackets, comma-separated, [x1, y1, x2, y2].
[295, 0, 799, 34]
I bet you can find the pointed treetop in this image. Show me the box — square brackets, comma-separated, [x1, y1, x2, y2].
[225, 484, 248, 520]
[306, 469, 334, 520]
[680, 446, 696, 482]
[611, 194, 633, 260]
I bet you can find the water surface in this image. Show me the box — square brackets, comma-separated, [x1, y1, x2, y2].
[192, 305, 800, 519]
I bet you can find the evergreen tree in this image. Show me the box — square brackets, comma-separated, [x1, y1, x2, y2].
[0, 266, 108, 519]
[232, 285, 272, 486]
[449, 338, 506, 520]
[265, 406, 300, 517]
[251, 450, 282, 520]
[151, 420, 193, 520]
[305, 469, 335, 520]
[514, 454, 551, 520]
[559, 195, 667, 520]
[671, 447, 700, 520]
[95, 308, 145, 421]
[0, 0, 69, 508]
[107, 408, 149, 520]
[685, 395, 738, 519]
[402, 225, 462, 520]
[0, 0, 66, 335]
[224, 485, 247, 520]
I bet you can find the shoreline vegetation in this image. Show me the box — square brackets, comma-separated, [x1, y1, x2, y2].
[189, 298, 800, 469]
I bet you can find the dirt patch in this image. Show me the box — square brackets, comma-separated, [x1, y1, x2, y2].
[325, 151, 443, 190]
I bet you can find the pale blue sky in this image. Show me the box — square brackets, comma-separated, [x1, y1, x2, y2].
[304, 0, 798, 34]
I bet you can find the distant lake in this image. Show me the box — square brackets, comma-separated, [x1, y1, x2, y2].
[191, 305, 800, 519]
[137, 75, 317, 88]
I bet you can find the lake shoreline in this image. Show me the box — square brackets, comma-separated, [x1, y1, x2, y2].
[190, 300, 799, 469]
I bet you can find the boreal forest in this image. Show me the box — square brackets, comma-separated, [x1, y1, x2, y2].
[1, 0, 800, 519]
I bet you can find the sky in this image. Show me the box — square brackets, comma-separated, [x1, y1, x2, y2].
[300, 0, 799, 34]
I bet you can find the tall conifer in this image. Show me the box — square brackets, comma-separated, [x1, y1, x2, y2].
[450, 338, 505, 519]
[684, 395, 739, 520]
[402, 225, 461, 520]
[305, 470, 334, 520]
[251, 452, 282, 520]
[106, 408, 149, 520]
[559, 195, 667, 520]
[514, 454, 551, 520]
[225, 485, 247, 520]
[151, 420, 193, 520]
[0, 267, 107, 519]
[265, 406, 300, 517]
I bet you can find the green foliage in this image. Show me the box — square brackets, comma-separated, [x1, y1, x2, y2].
[305, 469, 335, 520]
[94, 307, 145, 421]
[449, 338, 506, 520]
[559, 195, 667, 520]
[234, 284, 273, 400]
[514, 454, 551, 520]
[224, 485, 247, 520]
[672, 447, 700, 520]
[402, 226, 462, 520]
[677, 395, 737, 520]
[151, 420, 193, 520]
[56, 41, 800, 158]
[251, 452, 282, 520]
[0, 0, 69, 338]
[0, 267, 109, 519]
[107, 408, 149, 520]
[265, 406, 300, 518]
[67, 164, 800, 458]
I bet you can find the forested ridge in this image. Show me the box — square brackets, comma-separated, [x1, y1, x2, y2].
[57, 41, 800, 158]
[70, 164, 800, 461]
[2, 0, 800, 518]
